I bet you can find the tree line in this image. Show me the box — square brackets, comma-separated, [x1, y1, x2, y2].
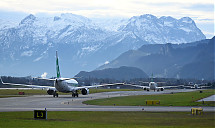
[0, 76, 214, 88]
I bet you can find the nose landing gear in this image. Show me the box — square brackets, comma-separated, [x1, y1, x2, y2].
[72, 93, 78, 97]
[72, 91, 79, 97]
[53, 91, 59, 97]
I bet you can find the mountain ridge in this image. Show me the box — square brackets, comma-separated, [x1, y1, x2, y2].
[0, 13, 206, 77]
[75, 66, 148, 80]
[97, 37, 214, 80]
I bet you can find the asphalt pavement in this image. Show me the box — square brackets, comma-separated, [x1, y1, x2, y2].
[0, 89, 214, 112]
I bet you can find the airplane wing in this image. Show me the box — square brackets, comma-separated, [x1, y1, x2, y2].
[33, 77, 81, 81]
[124, 84, 149, 89]
[0, 77, 55, 90]
[75, 83, 125, 90]
[161, 85, 181, 89]
[125, 84, 180, 89]
[140, 82, 149, 84]
[200, 86, 211, 88]
[33, 77, 56, 81]
[156, 82, 166, 84]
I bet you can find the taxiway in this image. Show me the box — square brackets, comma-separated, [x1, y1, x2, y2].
[0, 89, 214, 112]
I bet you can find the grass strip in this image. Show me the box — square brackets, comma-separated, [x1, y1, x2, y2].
[0, 111, 214, 128]
[83, 89, 215, 106]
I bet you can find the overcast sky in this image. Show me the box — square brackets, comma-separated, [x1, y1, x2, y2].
[0, 0, 214, 38]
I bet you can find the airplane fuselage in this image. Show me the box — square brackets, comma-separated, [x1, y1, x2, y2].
[149, 82, 158, 90]
[54, 78, 79, 93]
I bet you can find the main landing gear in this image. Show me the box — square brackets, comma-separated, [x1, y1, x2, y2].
[72, 91, 79, 97]
[53, 91, 59, 97]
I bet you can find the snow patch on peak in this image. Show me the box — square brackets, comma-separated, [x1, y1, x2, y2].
[0, 19, 17, 29]
[60, 13, 91, 24]
[129, 14, 155, 22]
[82, 45, 100, 52]
[163, 21, 173, 27]
[179, 27, 192, 33]
[179, 17, 193, 24]
[159, 16, 176, 21]
[20, 14, 36, 25]
[139, 14, 158, 20]
[92, 17, 128, 31]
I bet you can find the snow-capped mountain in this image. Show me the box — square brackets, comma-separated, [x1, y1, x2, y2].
[0, 18, 19, 30]
[91, 17, 128, 31]
[121, 14, 205, 44]
[0, 13, 206, 77]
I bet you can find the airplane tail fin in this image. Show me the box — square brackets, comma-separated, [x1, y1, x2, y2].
[56, 51, 61, 78]
[0, 77, 4, 84]
[151, 73, 154, 82]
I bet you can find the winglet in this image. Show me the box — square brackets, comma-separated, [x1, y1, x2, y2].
[151, 73, 154, 82]
[0, 77, 4, 84]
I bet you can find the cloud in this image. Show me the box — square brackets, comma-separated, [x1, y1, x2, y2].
[41, 72, 48, 78]
[104, 61, 110, 65]
[33, 56, 43, 62]
[187, 4, 214, 12]
[0, 0, 213, 38]
[21, 50, 33, 56]
[0, 0, 213, 17]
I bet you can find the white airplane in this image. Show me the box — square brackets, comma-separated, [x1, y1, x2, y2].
[126, 77, 177, 91]
[127, 81, 165, 91]
[0, 51, 123, 97]
[183, 84, 211, 89]
[190, 84, 202, 89]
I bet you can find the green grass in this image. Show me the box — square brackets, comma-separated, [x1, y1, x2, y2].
[0, 111, 214, 128]
[89, 88, 141, 94]
[0, 89, 47, 95]
[83, 89, 215, 106]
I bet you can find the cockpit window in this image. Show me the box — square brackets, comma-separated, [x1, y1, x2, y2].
[68, 83, 79, 87]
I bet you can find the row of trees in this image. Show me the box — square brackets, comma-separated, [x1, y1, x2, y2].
[0, 76, 214, 88]
[76, 77, 215, 87]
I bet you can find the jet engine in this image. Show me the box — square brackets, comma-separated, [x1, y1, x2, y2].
[47, 89, 55, 95]
[81, 88, 89, 95]
[160, 88, 164, 91]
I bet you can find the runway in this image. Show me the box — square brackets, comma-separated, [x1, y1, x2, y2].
[0, 89, 214, 112]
